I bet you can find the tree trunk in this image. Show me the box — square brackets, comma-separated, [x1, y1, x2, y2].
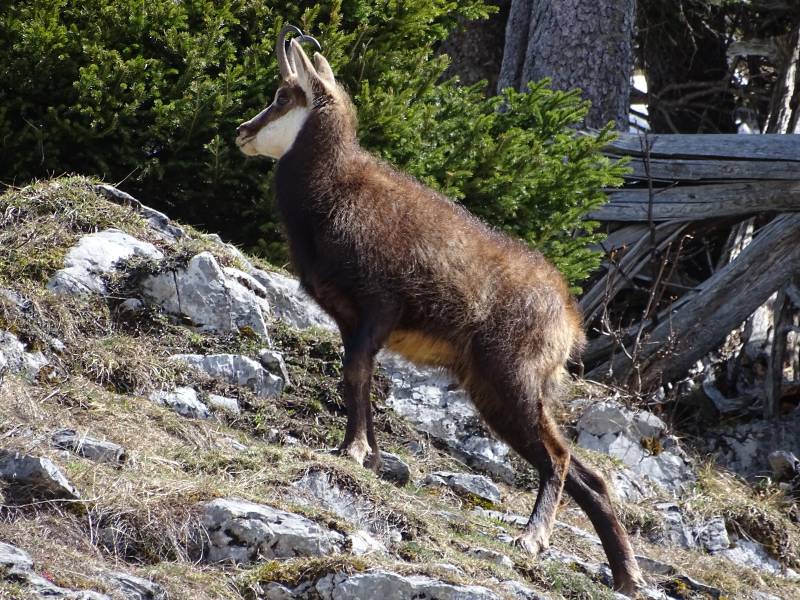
[498, 0, 635, 130]
[439, 1, 509, 93]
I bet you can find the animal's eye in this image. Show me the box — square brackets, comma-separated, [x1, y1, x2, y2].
[276, 92, 289, 106]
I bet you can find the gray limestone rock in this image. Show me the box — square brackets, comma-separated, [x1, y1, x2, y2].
[200, 497, 345, 563]
[51, 429, 127, 465]
[94, 184, 184, 241]
[258, 348, 291, 386]
[378, 451, 411, 486]
[313, 570, 502, 600]
[291, 470, 393, 549]
[540, 548, 614, 589]
[468, 546, 514, 569]
[651, 503, 732, 554]
[0, 540, 34, 574]
[380, 353, 514, 483]
[705, 410, 800, 479]
[101, 571, 167, 600]
[720, 538, 799, 578]
[576, 402, 695, 497]
[0, 450, 80, 502]
[0, 330, 49, 380]
[149, 387, 211, 420]
[347, 530, 385, 556]
[248, 268, 335, 331]
[652, 503, 694, 548]
[141, 252, 271, 340]
[500, 580, 548, 599]
[423, 471, 501, 505]
[206, 393, 240, 414]
[608, 465, 658, 503]
[47, 229, 163, 295]
[170, 353, 284, 398]
[768, 450, 799, 480]
[116, 298, 145, 317]
[0, 541, 111, 599]
[694, 517, 730, 553]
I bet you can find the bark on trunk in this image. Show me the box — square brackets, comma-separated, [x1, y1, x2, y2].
[498, 0, 635, 130]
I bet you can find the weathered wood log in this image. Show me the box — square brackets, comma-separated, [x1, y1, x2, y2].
[765, 285, 792, 418]
[587, 213, 800, 386]
[622, 157, 800, 181]
[581, 223, 687, 322]
[589, 181, 800, 222]
[589, 224, 649, 253]
[605, 133, 800, 161]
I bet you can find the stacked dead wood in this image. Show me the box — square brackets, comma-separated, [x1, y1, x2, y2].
[580, 133, 800, 414]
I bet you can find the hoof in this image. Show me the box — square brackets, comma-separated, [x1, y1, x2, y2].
[512, 531, 549, 556]
[614, 571, 648, 598]
[336, 438, 370, 466]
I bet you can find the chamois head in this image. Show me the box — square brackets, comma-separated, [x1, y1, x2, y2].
[236, 25, 343, 159]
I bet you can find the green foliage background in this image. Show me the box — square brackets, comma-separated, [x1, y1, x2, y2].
[0, 0, 624, 287]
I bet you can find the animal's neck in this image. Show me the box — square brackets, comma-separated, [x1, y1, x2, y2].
[297, 102, 357, 164]
[275, 102, 359, 218]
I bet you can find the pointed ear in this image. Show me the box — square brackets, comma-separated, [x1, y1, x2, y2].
[289, 39, 318, 95]
[313, 52, 336, 86]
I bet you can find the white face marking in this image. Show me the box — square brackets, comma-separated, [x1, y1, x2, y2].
[238, 105, 311, 159]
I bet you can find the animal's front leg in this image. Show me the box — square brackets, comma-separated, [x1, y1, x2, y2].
[339, 345, 376, 468]
[337, 306, 397, 472]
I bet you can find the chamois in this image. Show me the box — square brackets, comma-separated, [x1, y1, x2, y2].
[236, 25, 644, 595]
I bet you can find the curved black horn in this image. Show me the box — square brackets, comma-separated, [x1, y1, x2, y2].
[294, 34, 322, 52]
[276, 24, 303, 79]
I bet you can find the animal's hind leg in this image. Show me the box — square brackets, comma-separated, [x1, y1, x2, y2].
[465, 361, 570, 555]
[515, 411, 571, 555]
[565, 454, 644, 595]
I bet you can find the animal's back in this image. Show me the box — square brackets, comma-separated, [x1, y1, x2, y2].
[329, 153, 584, 371]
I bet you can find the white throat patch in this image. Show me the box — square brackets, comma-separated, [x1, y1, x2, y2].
[244, 106, 310, 159]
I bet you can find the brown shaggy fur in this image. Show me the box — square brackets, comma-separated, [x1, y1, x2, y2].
[237, 37, 644, 595]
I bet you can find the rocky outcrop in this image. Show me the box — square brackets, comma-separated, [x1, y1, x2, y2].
[291, 469, 396, 552]
[51, 429, 127, 465]
[149, 386, 212, 420]
[706, 411, 800, 478]
[423, 471, 502, 505]
[380, 353, 515, 483]
[96, 184, 185, 242]
[0, 541, 110, 599]
[0, 330, 49, 381]
[47, 229, 163, 295]
[169, 353, 284, 399]
[0, 450, 80, 502]
[102, 571, 168, 600]
[576, 402, 695, 497]
[377, 451, 411, 485]
[142, 252, 272, 340]
[263, 570, 505, 600]
[468, 546, 514, 569]
[200, 498, 346, 563]
[248, 268, 335, 331]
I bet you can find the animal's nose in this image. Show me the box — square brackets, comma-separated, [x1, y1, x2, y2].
[236, 123, 249, 137]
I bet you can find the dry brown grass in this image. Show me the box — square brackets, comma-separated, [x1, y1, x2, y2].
[2, 177, 798, 600]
